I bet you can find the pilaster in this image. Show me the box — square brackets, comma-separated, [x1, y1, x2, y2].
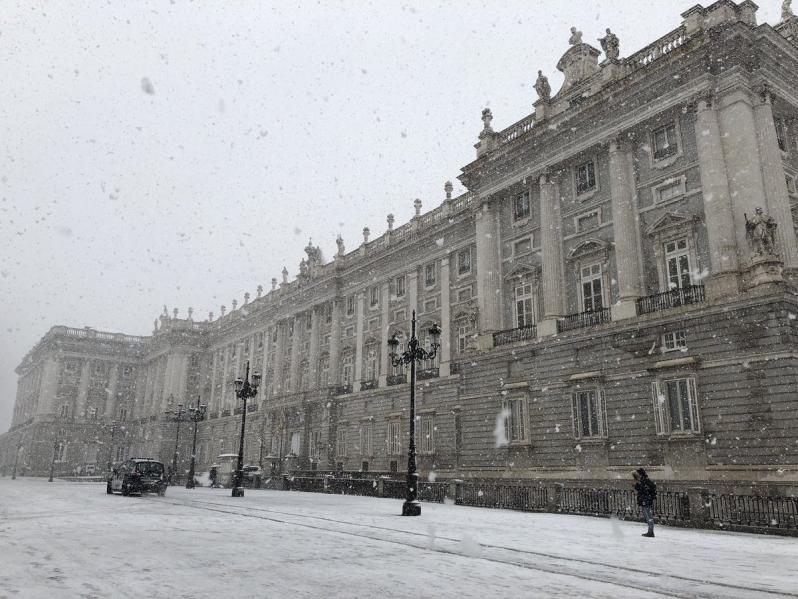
[439, 256, 451, 377]
[475, 199, 503, 334]
[36, 357, 59, 416]
[354, 292, 365, 392]
[105, 364, 120, 419]
[328, 300, 342, 387]
[379, 282, 390, 387]
[75, 360, 91, 419]
[289, 315, 302, 393]
[539, 173, 566, 335]
[308, 306, 321, 390]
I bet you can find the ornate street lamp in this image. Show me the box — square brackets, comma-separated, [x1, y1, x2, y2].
[164, 402, 188, 485]
[388, 310, 441, 516]
[185, 396, 207, 489]
[49, 430, 62, 482]
[232, 361, 261, 497]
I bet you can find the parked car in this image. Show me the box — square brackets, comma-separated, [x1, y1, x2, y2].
[242, 465, 262, 487]
[107, 458, 167, 497]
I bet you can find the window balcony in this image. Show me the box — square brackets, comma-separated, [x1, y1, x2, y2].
[557, 307, 611, 333]
[493, 324, 537, 347]
[636, 285, 705, 315]
[360, 380, 377, 391]
[330, 384, 352, 396]
[387, 374, 407, 386]
[417, 367, 439, 381]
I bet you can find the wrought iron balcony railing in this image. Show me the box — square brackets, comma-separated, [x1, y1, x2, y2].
[557, 307, 611, 333]
[492, 324, 537, 347]
[636, 285, 706, 315]
[387, 374, 407, 386]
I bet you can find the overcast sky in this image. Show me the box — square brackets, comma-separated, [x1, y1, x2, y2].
[0, 1, 783, 431]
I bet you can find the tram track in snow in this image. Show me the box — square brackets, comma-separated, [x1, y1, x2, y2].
[157, 494, 797, 599]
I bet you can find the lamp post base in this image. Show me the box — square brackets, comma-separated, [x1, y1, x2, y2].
[185, 479, 195, 490]
[232, 487, 245, 497]
[402, 500, 421, 516]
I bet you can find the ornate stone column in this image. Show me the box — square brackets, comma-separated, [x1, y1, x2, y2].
[75, 359, 92, 419]
[475, 198, 503, 338]
[289, 314, 302, 393]
[379, 282, 390, 387]
[695, 95, 740, 297]
[608, 137, 644, 320]
[754, 88, 798, 272]
[353, 292, 365, 392]
[538, 173, 566, 337]
[36, 357, 59, 416]
[439, 256, 451, 377]
[717, 87, 769, 269]
[308, 307, 321, 390]
[328, 299, 342, 388]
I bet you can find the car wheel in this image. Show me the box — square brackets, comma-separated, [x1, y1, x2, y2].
[106, 481, 113, 495]
[121, 482, 130, 496]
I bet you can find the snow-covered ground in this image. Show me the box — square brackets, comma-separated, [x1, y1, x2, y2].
[1, 478, 796, 599]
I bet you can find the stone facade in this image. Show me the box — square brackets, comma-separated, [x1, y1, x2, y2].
[3, 1, 798, 496]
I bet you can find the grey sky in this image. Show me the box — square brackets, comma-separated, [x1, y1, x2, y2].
[0, 1, 783, 431]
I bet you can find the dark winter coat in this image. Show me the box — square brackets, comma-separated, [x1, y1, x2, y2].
[634, 470, 657, 507]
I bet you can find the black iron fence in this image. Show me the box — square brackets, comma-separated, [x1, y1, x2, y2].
[492, 325, 537, 347]
[636, 284, 706, 315]
[279, 475, 796, 536]
[557, 308, 611, 333]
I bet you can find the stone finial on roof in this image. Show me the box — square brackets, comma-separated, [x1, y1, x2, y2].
[271, 277, 278, 291]
[208, 311, 214, 322]
[153, 319, 159, 332]
[445, 181, 453, 200]
[187, 307, 193, 321]
[220, 305, 226, 317]
[173, 307, 179, 320]
[414, 198, 422, 217]
[256, 284, 263, 298]
[162, 305, 168, 317]
[281, 266, 289, 284]
[244, 292, 250, 304]
[362, 227, 370, 243]
[481, 108, 493, 132]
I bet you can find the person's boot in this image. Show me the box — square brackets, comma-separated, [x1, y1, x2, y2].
[642, 531, 655, 537]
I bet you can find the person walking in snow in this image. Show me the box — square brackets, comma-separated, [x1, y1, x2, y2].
[633, 468, 657, 537]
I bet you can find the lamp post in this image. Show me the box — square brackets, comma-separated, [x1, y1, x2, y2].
[49, 430, 61, 482]
[164, 403, 187, 485]
[106, 422, 121, 476]
[388, 310, 441, 516]
[232, 361, 260, 497]
[185, 396, 207, 489]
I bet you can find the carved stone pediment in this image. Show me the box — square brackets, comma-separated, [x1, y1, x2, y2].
[645, 212, 697, 237]
[567, 237, 611, 263]
[503, 260, 540, 282]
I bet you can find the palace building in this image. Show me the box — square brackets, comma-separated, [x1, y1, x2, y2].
[3, 0, 798, 498]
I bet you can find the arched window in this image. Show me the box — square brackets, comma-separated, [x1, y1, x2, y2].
[364, 343, 378, 383]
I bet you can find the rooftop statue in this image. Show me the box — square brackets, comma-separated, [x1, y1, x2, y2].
[569, 27, 583, 45]
[599, 28, 620, 60]
[534, 70, 551, 102]
[784, 0, 794, 22]
[336, 234, 345, 256]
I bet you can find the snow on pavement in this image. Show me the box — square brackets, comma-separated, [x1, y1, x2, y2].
[1, 478, 797, 599]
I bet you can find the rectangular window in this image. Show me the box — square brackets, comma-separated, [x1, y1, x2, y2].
[423, 298, 438, 313]
[653, 123, 679, 160]
[503, 398, 527, 443]
[64, 360, 78, 374]
[342, 354, 353, 386]
[369, 286, 379, 307]
[513, 191, 530, 220]
[457, 319, 474, 353]
[662, 331, 687, 352]
[571, 389, 607, 439]
[290, 432, 301, 456]
[365, 347, 378, 382]
[580, 264, 604, 313]
[575, 160, 597, 196]
[394, 275, 405, 298]
[319, 357, 330, 387]
[309, 430, 322, 462]
[457, 249, 472, 275]
[368, 318, 380, 331]
[786, 174, 797, 196]
[118, 408, 127, 421]
[576, 210, 600, 233]
[514, 238, 532, 256]
[346, 296, 355, 316]
[420, 415, 435, 453]
[360, 421, 373, 457]
[388, 420, 401, 455]
[665, 239, 691, 290]
[60, 404, 70, 419]
[424, 263, 436, 287]
[652, 378, 700, 435]
[122, 365, 134, 378]
[344, 325, 355, 338]
[515, 283, 536, 328]
[336, 429, 347, 457]
[457, 287, 472, 302]
[656, 181, 683, 203]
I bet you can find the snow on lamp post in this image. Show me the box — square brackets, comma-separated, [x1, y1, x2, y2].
[185, 396, 207, 490]
[387, 311, 441, 516]
[164, 402, 188, 485]
[232, 361, 260, 498]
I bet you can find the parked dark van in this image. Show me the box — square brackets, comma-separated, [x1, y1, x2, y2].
[107, 458, 167, 496]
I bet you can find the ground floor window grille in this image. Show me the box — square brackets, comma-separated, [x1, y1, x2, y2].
[503, 398, 527, 443]
[336, 429, 347, 458]
[420, 415, 435, 453]
[388, 420, 401, 455]
[289, 432, 301, 456]
[359, 422, 373, 457]
[571, 389, 607, 438]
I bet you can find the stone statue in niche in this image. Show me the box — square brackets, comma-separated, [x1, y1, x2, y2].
[599, 28, 620, 60]
[783, 0, 794, 22]
[534, 70, 551, 102]
[569, 27, 583, 45]
[745, 207, 778, 257]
